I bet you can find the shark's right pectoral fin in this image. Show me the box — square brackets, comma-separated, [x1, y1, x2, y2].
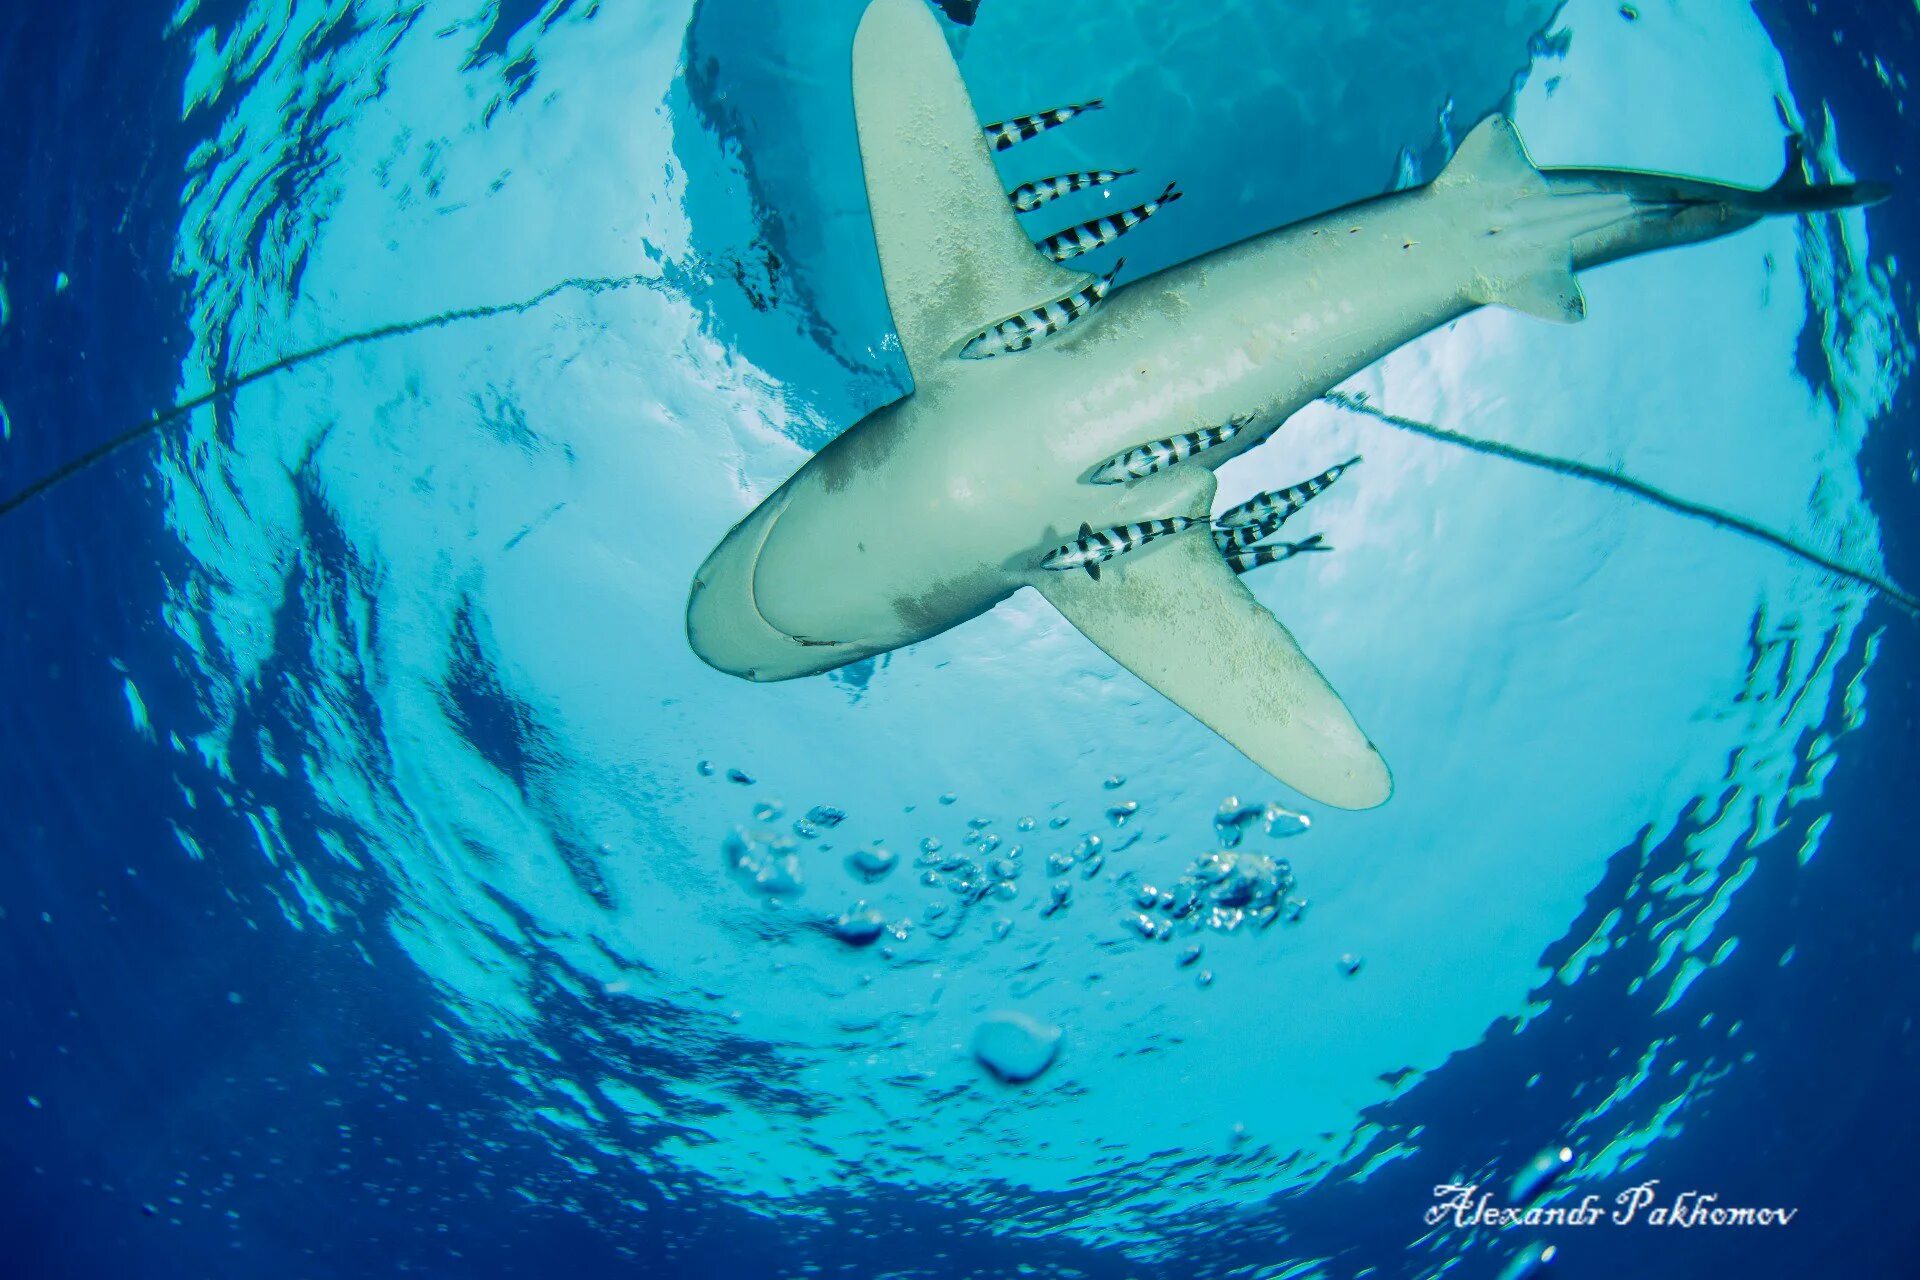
[1034, 532, 1392, 810]
[852, 0, 1097, 381]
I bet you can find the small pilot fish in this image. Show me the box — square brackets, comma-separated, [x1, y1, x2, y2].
[1224, 534, 1329, 575]
[1037, 182, 1182, 262]
[1091, 414, 1252, 485]
[1041, 517, 1206, 581]
[958, 259, 1125, 359]
[982, 99, 1103, 152]
[1007, 168, 1136, 213]
[1212, 455, 1362, 529]
[1213, 505, 1303, 550]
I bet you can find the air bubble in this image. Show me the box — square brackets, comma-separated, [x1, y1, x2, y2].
[847, 844, 897, 882]
[971, 1011, 1062, 1084]
[1262, 803, 1310, 838]
[827, 904, 886, 948]
[1213, 796, 1262, 848]
[723, 828, 803, 899]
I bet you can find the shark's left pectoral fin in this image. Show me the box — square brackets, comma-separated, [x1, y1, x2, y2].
[1035, 532, 1393, 810]
[852, 0, 1096, 381]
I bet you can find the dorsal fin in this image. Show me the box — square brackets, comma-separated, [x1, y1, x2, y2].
[1079, 521, 1095, 540]
[852, 0, 1094, 385]
[1435, 114, 1549, 197]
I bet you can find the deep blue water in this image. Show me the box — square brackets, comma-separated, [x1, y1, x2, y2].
[3, 1, 1917, 1277]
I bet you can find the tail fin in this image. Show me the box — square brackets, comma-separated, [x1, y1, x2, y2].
[1761, 135, 1890, 212]
[1157, 181, 1182, 205]
[1297, 533, 1331, 553]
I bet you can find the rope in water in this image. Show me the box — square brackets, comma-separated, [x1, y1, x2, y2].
[0, 272, 659, 520]
[0, 276, 1910, 622]
[1321, 390, 1917, 618]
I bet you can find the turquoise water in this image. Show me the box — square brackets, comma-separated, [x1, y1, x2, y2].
[2, 0, 1916, 1275]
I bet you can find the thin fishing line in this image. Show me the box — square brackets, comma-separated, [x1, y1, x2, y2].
[1322, 390, 1918, 617]
[0, 271, 659, 520]
[5, 285, 1910, 624]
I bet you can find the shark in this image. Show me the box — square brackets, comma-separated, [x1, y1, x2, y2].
[686, 0, 1888, 811]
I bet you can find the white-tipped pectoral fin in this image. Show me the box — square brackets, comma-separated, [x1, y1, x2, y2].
[852, 0, 1094, 380]
[1034, 532, 1393, 810]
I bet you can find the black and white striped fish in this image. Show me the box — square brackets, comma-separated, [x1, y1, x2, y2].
[1224, 534, 1330, 575]
[1041, 517, 1206, 581]
[1037, 182, 1182, 263]
[1205, 506, 1297, 552]
[1213, 504, 1303, 550]
[957, 259, 1125, 359]
[1091, 414, 1252, 485]
[982, 99, 1103, 152]
[1213, 456, 1362, 529]
[1007, 168, 1136, 213]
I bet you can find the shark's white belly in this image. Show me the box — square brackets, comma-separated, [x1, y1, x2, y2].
[740, 187, 1517, 652]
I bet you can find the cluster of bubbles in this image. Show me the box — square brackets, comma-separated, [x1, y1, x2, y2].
[710, 762, 1342, 973]
[706, 762, 1372, 1086]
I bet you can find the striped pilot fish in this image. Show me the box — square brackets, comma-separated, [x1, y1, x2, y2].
[1090, 414, 1254, 485]
[957, 259, 1125, 359]
[982, 99, 1103, 152]
[1037, 181, 1182, 263]
[1007, 168, 1136, 213]
[1212, 455, 1363, 529]
[1041, 517, 1207, 581]
[1215, 507, 1302, 550]
[1224, 534, 1329, 575]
